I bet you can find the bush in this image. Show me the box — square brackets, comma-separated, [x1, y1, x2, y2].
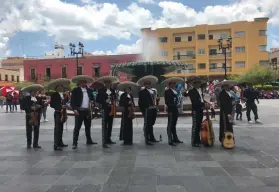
[254, 85, 279, 90]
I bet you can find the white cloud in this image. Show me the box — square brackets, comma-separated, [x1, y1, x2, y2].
[272, 39, 279, 48]
[138, 0, 155, 4]
[1, 0, 279, 56]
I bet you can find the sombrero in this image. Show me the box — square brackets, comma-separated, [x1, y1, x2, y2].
[21, 84, 44, 93]
[90, 81, 104, 89]
[117, 81, 139, 92]
[215, 80, 238, 88]
[72, 75, 94, 84]
[96, 76, 119, 84]
[137, 75, 158, 86]
[162, 77, 184, 86]
[186, 77, 206, 85]
[48, 78, 71, 90]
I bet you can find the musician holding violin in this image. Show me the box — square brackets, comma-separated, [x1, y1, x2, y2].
[118, 81, 137, 145]
[163, 77, 185, 146]
[96, 76, 119, 148]
[70, 75, 97, 150]
[49, 78, 71, 151]
[22, 84, 44, 149]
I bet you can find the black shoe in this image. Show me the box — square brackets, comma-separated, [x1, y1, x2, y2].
[59, 144, 68, 147]
[27, 145, 31, 149]
[145, 142, 153, 145]
[87, 141, 98, 145]
[197, 140, 202, 145]
[54, 146, 63, 151]
[123, 142, 133, 145]
[192, 143, 201, 147]
[173, 139, 183, 143]
[33, 145, 41, 149]
[169, 142, 176, 146]
[150, 138, 159, 142]
[107, 140, 116, 144]
[102, 144, 109, 148]
[72, 145, 77, 149]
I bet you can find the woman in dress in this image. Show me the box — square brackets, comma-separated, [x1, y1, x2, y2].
[118, 81, 138, 145]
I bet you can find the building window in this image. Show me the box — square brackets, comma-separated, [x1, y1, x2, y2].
[62, 66, 67, 78]
[208, 35, 213, 40]
[259, 30, 266, 36]
[198, 63, 206, 69]
[235, 31, 245, 37]
[94, 66, 100, 77]
[188, 36, 192, 41]
[209, 63, 217, 69]
[174, 37, 181, 42]
[271, 58, 277, 64]
[16, 76, 19, 82]
[220, 34, 228, 39]
[198, 49, 205, 55]
[259, 60, 269, 67]
[160, 51, 168, 57]
[235, 61, 245, 68]
[11, 75, 14, 81]
[31, 68, 36, 81]
[186, 50, 194, 56]
[209, 49, 217, 55]
[5, 75, 8, 81]
[259, 45, 267, 52]
[77, 66, 83, 75]
[235, 47, 245, 52]
[198, 34, 205, 40]
[159, 37, 168, 42]
[45, 67, 51, 80]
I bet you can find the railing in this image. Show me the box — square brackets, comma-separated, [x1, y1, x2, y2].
[209, 52, 231, 58]
[173, 54, 196, 60]
[209, 67, 232, 72]
[176, 68, 196, 74]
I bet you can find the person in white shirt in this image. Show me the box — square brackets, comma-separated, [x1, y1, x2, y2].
[70, 75, 96, 150]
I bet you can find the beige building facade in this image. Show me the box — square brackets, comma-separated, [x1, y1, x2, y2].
[0, 68, 24, 85]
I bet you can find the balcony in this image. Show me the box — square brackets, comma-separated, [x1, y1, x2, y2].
[209, 67, 232, 72]
[173, 54, 196, 60]
[209, 52, 231, 58]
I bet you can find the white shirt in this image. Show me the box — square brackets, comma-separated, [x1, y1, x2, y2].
[80, 87, 89, 108]
[59, 92, 64, 99]
[106, 89, 111, 95]
[197, 88, 204, 102]
[171, 88, 177, 95]
[147, 88, 154, 95]
[226, 91, 231, 97]
[31, 96, 37, 102]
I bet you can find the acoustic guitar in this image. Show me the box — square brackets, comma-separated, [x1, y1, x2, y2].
[201, 103, 215, 147]
[222, 112, 234, 149]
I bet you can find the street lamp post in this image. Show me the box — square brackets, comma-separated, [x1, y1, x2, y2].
[69, 42, 84, 75]
[217, 36, 232, 80]
[271, 62, 278, 82]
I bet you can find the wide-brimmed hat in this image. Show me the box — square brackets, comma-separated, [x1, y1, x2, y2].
[21, 84, 44, 93]
[215, 80, 238, 88]
[72, 75, 94, 84]
[96, 76, 119, 84]
[48, 78, 71, 90]
[90, 81, 104, 89]
[137, 75, 158, 86]
[187, 77, 206, 85]
[117, 81, 139, 92]
[162, 77, 184, 86]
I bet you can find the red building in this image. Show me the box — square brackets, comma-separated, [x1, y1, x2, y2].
[23, 54, 139, 82]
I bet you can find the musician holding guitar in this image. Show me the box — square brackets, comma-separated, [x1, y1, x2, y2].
[49, 78, 71, 151]
[70, 75, 97, 150]
[96, 76, 119, 148]
[163, 77, 184, 146]
[118, 81, 137, 145]
[22, 84, 44, 149]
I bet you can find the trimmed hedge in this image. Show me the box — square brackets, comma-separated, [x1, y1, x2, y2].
[254, 85, 279, 90]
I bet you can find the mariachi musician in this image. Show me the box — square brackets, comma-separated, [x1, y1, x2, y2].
[215, 80, 235, 145]
[163, 77, 184, 146]
[22, 84, 44, 149]
[70, 75, 97, 149]
[138, 75, 159, 145]
[184, 77, 207, 147]
[49, 78, 71, 151]
[118, 81, 137, 145]
[96, 76, 119, 148]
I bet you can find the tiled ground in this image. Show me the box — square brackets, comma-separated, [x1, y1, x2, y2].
[0, 100, 278, 192]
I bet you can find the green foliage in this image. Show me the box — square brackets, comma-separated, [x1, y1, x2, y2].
[254, 84, 279, 90]
[130, 65, 166, 83]
[236, 65, 274, 85]
[13, 81, 34, 90]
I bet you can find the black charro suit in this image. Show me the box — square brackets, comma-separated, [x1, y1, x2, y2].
[70, 86, 94, 147]
[50, 92, 68, 149]
[138, 88, 157, 144]
[96, 87, 117, 146]
[184, 88, 204, 146]
[164, 88, 181, 145]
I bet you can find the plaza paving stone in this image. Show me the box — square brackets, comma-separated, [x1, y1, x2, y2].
[0, 100, 278, 191]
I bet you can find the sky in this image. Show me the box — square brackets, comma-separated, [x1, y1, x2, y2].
[1, 0, 279, 58]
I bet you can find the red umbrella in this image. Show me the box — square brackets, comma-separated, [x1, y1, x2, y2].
[0, 86, 16, 96]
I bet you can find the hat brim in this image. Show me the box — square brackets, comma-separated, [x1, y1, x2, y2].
[117, 81, 139, 92]
[90, 81, 104, 89]
[22, 84, 44, 93]
[72, 75, 94, 84]
[187, 77, 206, 85]
[162, 77, 184, 86]
[215, 80, 238, 88]
[48, 78, 71, 90]
[96, 76, 119, 84]
[137, 75, 158, 86]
